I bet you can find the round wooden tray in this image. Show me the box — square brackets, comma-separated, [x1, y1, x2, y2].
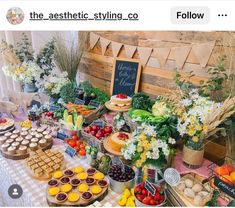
[46, 175, 109, 206]
[103, 137, 122, 156]
[0, 141, 53, 160]
[105, 101, 130, 112]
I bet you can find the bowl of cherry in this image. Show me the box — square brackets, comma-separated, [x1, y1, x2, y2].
[108, 164, 135, 194]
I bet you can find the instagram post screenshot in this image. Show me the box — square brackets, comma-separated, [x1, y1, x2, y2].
[0, 0, 235, 207]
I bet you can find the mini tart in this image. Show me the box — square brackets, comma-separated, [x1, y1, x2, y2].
[48, 186, 60, 196]
[16, 137, 24, 142]
[0, 136, 7, 144]
[4, 132, 12, 137]
[77, 172, 88, 180]
[48, 179, 58, 187]
[60, 177, 70, 184]
[31, 138, 39, 143]
[53, 170, 63, 179]
[68, 192, 80, 202]
[1, 143, 10, 151]
[85, 177, 95, 186]
[38, 139, 47, 147]
[94, 172, 104, 180]
[29, 143, 38, 151]
[7, 146, 16, 155]
[37, 128, 44, 133]
[25, 135, 32, 140]
[90, 185, 102, 195]
[74, 166, 84, 174]
[35, 133, 43, 139]
[20, 131, 28, 137]
[30, 131, 37, 137]
[11, 142, 20, 148]
[60, 184, 72, 193]
[70, 178, 81, 187]
[44, 135, 52, 143]
[87, 168, 96, 176]
[43, 130, 50, 136]
[18, 146, 27, 154]
[21, 140, 30, 146]
[78, 183, 89, 193]
[12, 129, 20, 135]
[63, 169, 74, 177]
[81, 192, 93, 201]
[55, 192, 68, 203]
[10, 134, 18, 140]
[5, 139, 14, 144]
[98, 180, 108, 188]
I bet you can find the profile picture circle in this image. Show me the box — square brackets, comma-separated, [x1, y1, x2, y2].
[6, 7, 24, 25]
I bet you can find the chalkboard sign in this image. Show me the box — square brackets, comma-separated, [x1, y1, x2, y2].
[57, 132, 68, 140]
[214, 176, 235, 198]
[65, 146, 77, 157]
[145, 180, 156, 196]
[89, 100, 100, 108]
[111, 58, 142, 96]
[92, 119, 105, 128]
[74, 98, 85, 105]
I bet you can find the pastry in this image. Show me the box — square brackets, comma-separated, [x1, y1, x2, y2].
[11, 142, 20, 148]
[60, 177, 70, 184]
[43, 130, 50, 136]
[5, 139, 14, 144]
[30, 128, 37, 132]
[16, 137, 24, 142]
[85, 177, 95, 186]
[48, 186, 60, 196]
[53, 170, 63, 179]
[48, 179, 58, 187]
[37, 128, 44, 133]
[1, 143, 10, 151]
[74, 166, 84, 174]
[25, 135, 32, 140]
[98, 180, 108, 188]
[78, 183, 89, 192]
[29, 143, 38, 151]
[30, 131, 37, 137]
[0, 118, 15, 133]
[77, 172, 88, 180]
[20, 131, 28, 137]
[4, 132, 12, 137]
[110, 94, 132, 107]
[35, 133, 43, 139]
[94, 172, 104, 180]
[10, 134, 18, 140]
[44, 135, 52, 143]
[90, 185, 102, 194]
[87, 168, 96, 176]
[70, 178, 81, 187]
[55, 192, 67, 203]
[38, 139, 47, 147]
[12, 129, 20, 135]
[21, 127, 30, 131]
[7, 146, 16, 155]
[61, 184, 72, 193]
[64, 169, 74, 177]
[18, 146, 27, 154]
[68, 192, 80, 202]
[109, 132, 131, 152]
[0, 136, 7, 144]
[21, 140, 29, 146]
[31, 138, 39, 143]
[81, 192, 93, 200]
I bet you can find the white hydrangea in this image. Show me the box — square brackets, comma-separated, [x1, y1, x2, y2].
[141, 123, 156, 137]
[168, 137, 176, 144]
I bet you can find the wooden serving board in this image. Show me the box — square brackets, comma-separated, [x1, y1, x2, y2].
[0, 141, 53, 160]
[46, 176, 109, 206]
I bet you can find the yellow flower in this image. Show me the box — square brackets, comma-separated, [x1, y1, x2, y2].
[137, 147, 143, 153]
[151, 137, 156, 142]
[192, 136, 199, 142]
[188, 129, 195, 137]
[195, 125, 202, 131]
[140, 153, 147, 160]
[136, 160, 142, 168]
[203, 125, 208, 133]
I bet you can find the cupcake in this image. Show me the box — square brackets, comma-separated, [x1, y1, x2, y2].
[4, 132, 12, 138]
[31, 138, 39, 143]
[43, 130, 51, 136]
[38, 139, 47, 148]
[20, 131, 28, 138]
[35, 134, 43, 139]
[11, 142, 20, 148]
[10, 134, 18, 140]
[12, 129, 20, 135]
[21, 127, 30, 132]
[30, 131, 37, 137]
[30, 128, 37, 132]
[44, 135, 52, 143]
[5, 139, 14, 144]
[18, 146, 27, 154]
[37, 128, 44, 133]
[16, 137, 24, 142]
[25, 135, 32, 141]
[29, 143, 38, 151]
[0, 136, 7, 145]
[21, 140, 30, 146]
[1, 143, 10, 151]
[7, 146, 16, 155]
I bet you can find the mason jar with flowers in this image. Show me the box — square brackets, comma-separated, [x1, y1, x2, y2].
[176, 89, 235, 168]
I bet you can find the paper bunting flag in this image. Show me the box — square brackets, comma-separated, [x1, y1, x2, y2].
[100, 37, 111, 55]
[89, 32, 100, 49]
[171, 46, 191, 69]
[192, 41, 216, 67]
[111, 41, 122, 57]
[138, 47, 153, 66]
[153, 48, 171, 68]
[124, 44, 137, 58]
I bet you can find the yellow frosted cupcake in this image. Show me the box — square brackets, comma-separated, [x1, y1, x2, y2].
[48, 187, 60, 196]
[61, 184, 72, 193]
[53, 170, 63, 179]
[74, 166, 84, 174]
[77, 183, 89, 193]
[94, 172, 104, 180]
[68, 192, 80, 202]
[77, 172, 88, 180]
[90, 185, 102, 195]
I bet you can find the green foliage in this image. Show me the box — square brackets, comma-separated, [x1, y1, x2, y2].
[144, 154, 167, 168]
[36, 39, 55, 76]
[131, 92, 154, 111]
[206, 189, 220, 207]
[15, 33, 34, 62]
[185, 139, 204, 150]
[60, 82, 77, 103]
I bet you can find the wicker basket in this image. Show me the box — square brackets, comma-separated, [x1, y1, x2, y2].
[84, 105, 107, 124]
[123, 112, 138, 131]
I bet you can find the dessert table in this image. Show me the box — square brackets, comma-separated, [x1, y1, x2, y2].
[0, 143, 119, 207]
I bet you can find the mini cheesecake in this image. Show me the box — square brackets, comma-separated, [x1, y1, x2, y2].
[35, 134, 43, 139]
[5, 139, 14, 144]
[25, 135, 32, 140]
[12, 129, 20, 135]
[30, 131, 37, 137]
[16, 137, 24, 142]
[21, 140, 30, 146]
[43, 130, 51, 136]
[4, 132, 12, 138]
[38, 139, 47, 148]
[44, 135, 52, 143]
[29, 143, 38, 151]
[20, 131, 28, 138]
[0, 136, 7, 145]
[21, 127, 30, 132]
[10, 134, 18, 140]
[31, 138, 39, 143]
[1, 143, 10, 151]
[11, 142, 20, 148]
[18, 145, 27, 154]
[37, 128, 44, 133]
[7, 146, 16, 155]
